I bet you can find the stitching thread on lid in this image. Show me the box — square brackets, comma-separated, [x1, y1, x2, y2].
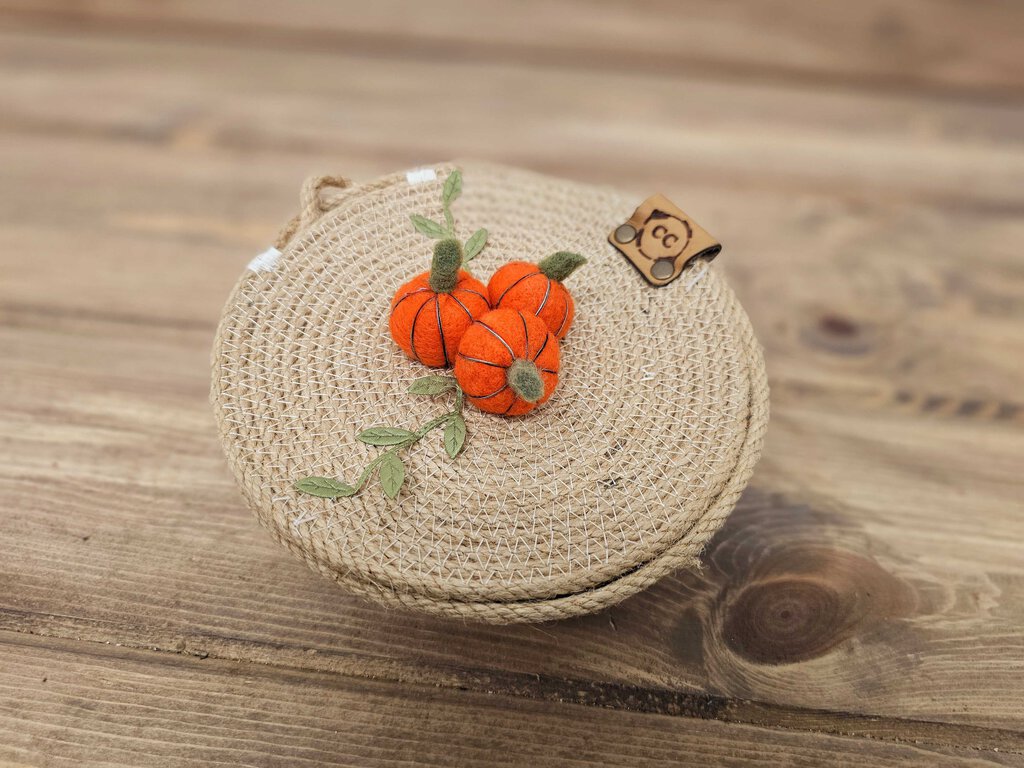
[247, 247, 282, 273]
[212, 162, 768, 624]
[406, 168, 438, 185]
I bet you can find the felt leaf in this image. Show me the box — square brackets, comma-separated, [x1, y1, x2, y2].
[295, 476, 356, 498]
[444, 414, 467, 459]
[358, 426, 417, 446]
[463, 228, 488, 262]
[442, 169, 462, 208]
[379, 453, 405, 499]
[410, 214, 447, 239]
[409, 375, 456, 396]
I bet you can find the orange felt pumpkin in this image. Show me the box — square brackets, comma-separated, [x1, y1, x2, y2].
[454, 308, 559, 416]
[390, 239, 490, 368]
[487, 251, 586, 339]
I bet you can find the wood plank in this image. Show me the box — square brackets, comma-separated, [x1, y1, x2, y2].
[1, 131, 1022, 401]
[1, 3, 1023, 757]
[1, 322, 1023, 732]
[2, 0, 1022, 99]
[0, 27, 1022, 216]
[1, 632, 1020, 767]
[0, 129, 1022, 732]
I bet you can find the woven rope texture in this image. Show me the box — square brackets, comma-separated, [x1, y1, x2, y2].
[212, 162, 768, 623]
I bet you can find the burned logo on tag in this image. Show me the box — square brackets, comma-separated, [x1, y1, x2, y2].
[609, 194, 721, 287]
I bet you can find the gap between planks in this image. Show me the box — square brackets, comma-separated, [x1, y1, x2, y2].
[6, 628, 1014, 768]
[2, 607, 1022, 756]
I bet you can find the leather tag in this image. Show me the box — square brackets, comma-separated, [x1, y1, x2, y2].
[608, 194, 721, 287]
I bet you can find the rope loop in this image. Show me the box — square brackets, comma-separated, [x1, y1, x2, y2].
[275, 174, 352, 249]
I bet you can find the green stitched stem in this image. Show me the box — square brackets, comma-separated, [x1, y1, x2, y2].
[352, 451, 392, 492]
[538, 251, 586, 283]
[506, 359, 544, 403]
[416, 413, 455, 438]
[351, 385, 465, 492]
[429, 238, 463, 293]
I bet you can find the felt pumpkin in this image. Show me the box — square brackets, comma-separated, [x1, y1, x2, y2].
[454, 308, 559, 416]
[487, 251, 586, 339]
[389, 239, 490, 368]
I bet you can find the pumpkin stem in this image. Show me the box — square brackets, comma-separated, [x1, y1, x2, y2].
[429, 238, 462, 293]
[506, 359, 544, 403]
[538, 251, 586, 283]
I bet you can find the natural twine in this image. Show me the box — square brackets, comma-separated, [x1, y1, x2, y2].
[273, 174, 353, 250]
[211, 162, 769, 624]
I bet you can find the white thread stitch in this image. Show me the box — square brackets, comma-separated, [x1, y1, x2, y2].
[291, 510, 319, 530]
[248, 247, 282, 273]
[406, 168, 438, 185]
[685, 262, 709, 290]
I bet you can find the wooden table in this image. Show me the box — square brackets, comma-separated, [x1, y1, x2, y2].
[2, 2, 1022, 765]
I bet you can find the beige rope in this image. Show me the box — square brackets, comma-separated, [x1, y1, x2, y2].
[213, 162, 768, 624]
[274, 174, 353, 250]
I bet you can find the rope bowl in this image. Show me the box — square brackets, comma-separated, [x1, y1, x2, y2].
[211, 162, 768, 624]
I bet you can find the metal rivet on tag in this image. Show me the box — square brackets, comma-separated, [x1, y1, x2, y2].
[614, 224, 637, 244]
[650, 259, 674, 280]
[607, 194, 721, 288]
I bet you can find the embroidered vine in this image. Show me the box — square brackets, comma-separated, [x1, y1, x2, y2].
[295, 375, 466, 500]
[409, 170, 488, 262]
[293, 167, 581, 502]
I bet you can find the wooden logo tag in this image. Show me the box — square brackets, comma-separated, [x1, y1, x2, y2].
[608, 194, 721, 287]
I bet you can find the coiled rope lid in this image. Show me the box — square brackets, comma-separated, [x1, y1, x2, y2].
[212, 162, 768, 624]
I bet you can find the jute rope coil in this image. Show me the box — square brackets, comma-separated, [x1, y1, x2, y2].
[212, 162, 768, 624]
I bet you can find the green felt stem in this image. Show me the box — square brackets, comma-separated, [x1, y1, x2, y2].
[351, 400, 460, 493]
[430, 238, 463, 293]
[506, 359, 544, 403]
[538, 251, 586, 283]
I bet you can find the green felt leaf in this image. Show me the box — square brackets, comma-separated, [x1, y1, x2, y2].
[444, 414, 467, 459]
[463, 228, 488, 262]
[442, 169, 462, 209]
[410, 214, 447, 239]
[295, 476, 356, 498]
[409, 375, 456, 396]
[358, 426, 417, 446]
[379, 452, 405, 499]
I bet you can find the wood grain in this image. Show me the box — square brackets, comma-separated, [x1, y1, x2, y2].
[3, 0, 1022, 98]
[6, 632, 1019, 768]
[1, 2, 1023, 765]
[0, 27, 1021, 215]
